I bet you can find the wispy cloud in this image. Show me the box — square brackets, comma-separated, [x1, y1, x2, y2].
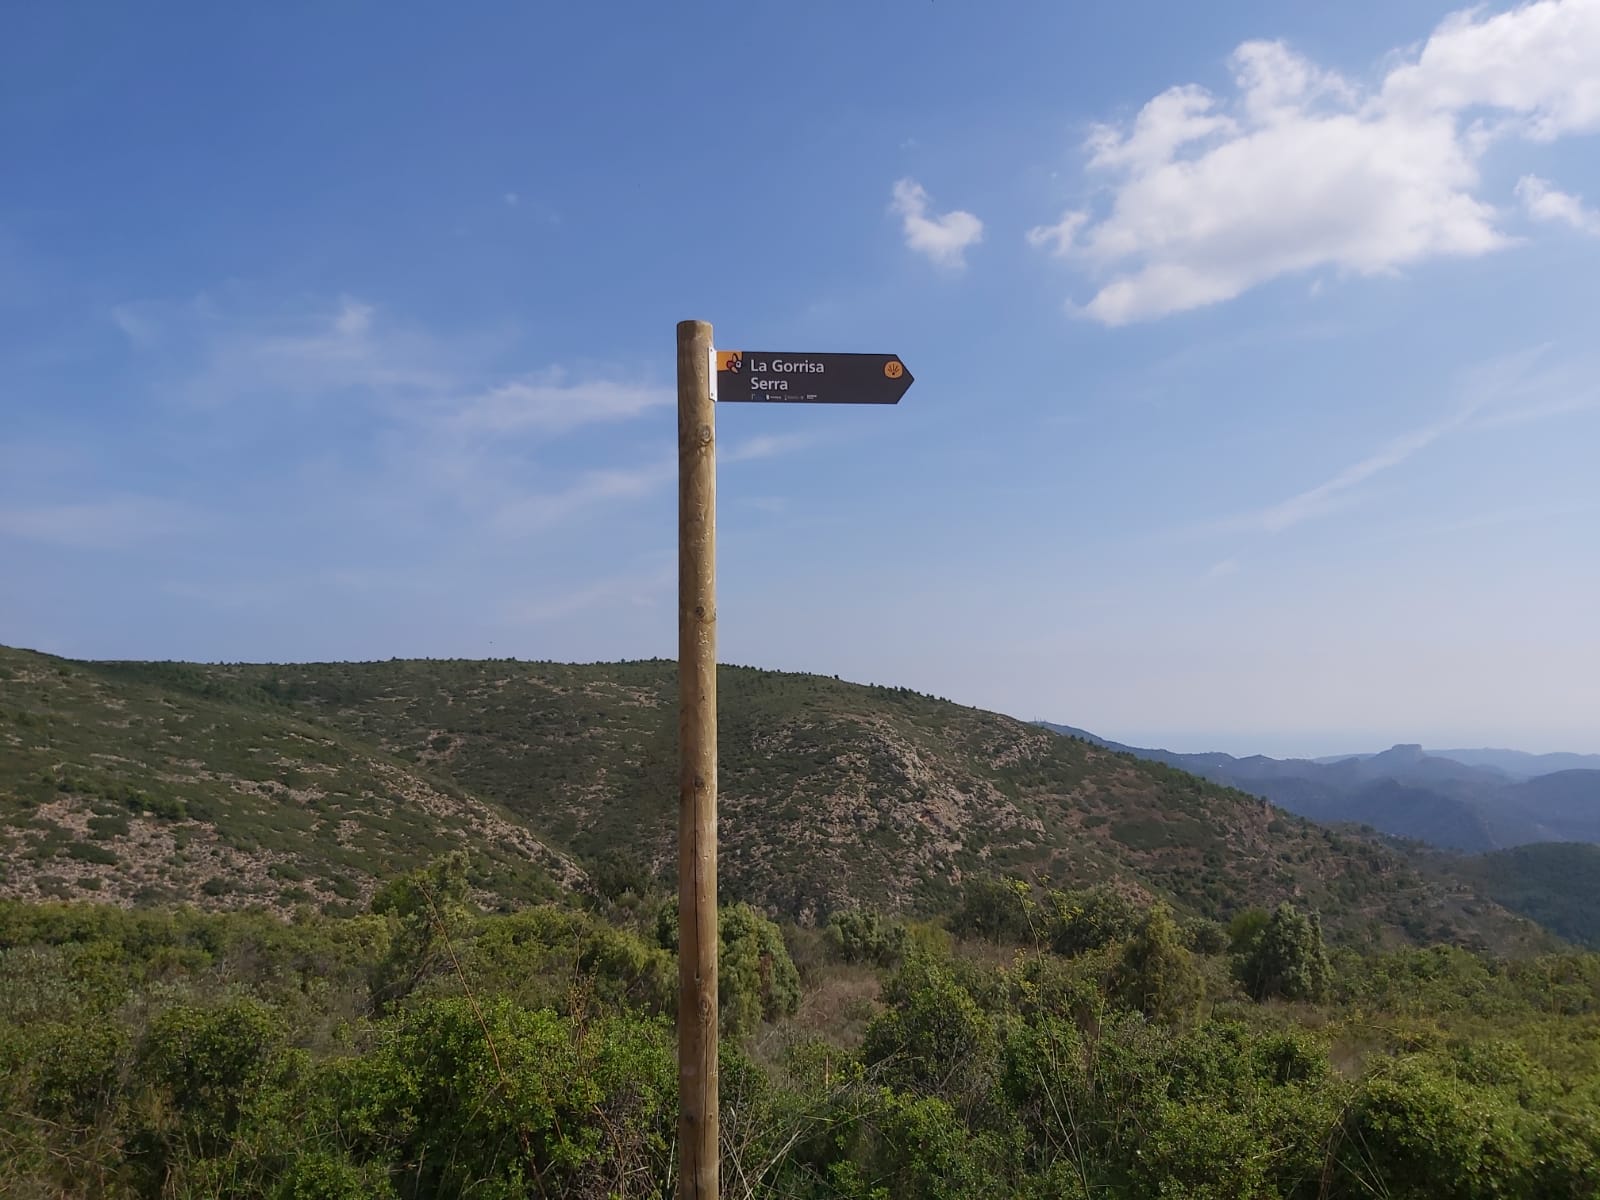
[448, 377, 671, 436]
[509, 562, 675, 624]
[1253, 407, 1479, 533]
[491, 460, 675, 536]
[722, 432, 823, 464]
[0, 496, 198, 550]
[485, 431, 823, 536]
[96, 294, 696, 539]
[1362, 498, 1600, 546]
[1516, 175, 1600, 236]
[112, 294, 460, 407]
[891, 178, 983, 269]
[1217, 345, 1595, 537]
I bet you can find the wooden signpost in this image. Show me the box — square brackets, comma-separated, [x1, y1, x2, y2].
[674, 319, 912, 1199]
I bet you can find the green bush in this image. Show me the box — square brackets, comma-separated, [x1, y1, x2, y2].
[655, 899, 801, 1036]
[949, 876, 1036, 943]
[0, 860, 1596, 1199]
[1108, 904, 1205, 1023]
[825, 907, 910, 967]
[1047, 886, 1140, 957]
[66, 841, 117, 866]
[1339, 1059, 1528, 1200]
[1236, 903, 1332, 1002]
[863, 955, 997, 1119]
[330, 997, 674, 1198]
[720, 902, 801, 1035]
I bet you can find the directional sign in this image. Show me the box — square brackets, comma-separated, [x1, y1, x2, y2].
[715, 351, 913, 404]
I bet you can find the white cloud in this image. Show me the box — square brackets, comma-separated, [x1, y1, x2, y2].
[172, 295, 454, 405]
[1516, 174, 1600, 234]
[1381, 0, 1600, 141]
[109, 303, 159, 347]
[486, 432, 823, 535]
[891, 178, 984, 268]
[1032, 0, 1600, 324]
[332, 297, 373, 337]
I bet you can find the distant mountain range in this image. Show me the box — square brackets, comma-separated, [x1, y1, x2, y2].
[1311, 747, 1600, 779]
[1036, 726, 1600, 854]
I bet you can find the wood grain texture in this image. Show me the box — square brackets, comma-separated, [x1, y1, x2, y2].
[675, 318, 718, 1200]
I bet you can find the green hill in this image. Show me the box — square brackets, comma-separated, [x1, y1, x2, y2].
[0, 645, 1551, 951]
[1454, 842, 1600, 948]
[0, 647, 580, 912]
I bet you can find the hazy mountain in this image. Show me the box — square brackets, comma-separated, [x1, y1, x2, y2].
[1429, 748, 1600, 779]
[1037, 724, 1600, 853]
[0, 645, 1552, 952]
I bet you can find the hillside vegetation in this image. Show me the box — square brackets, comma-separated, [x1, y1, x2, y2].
[1453, 842, 1600, 948]
[0, 648, 579, 913]
[2, 861, 1597, 1199]
[0, 646, 1550, 953]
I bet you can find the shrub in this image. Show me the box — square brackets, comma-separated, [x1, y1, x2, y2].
[720, 902, 801, 1035]
[863, 956, 997, 1118]
[66, 841, 117, 866]
[1339, 1058, 1529, 1200]
[825, 908, 910, 967]
[1047, 886, 1139, 957]
[329, 998, 675, 1198]
[1183, 917, 1231, 956]
[949, 876, 1036, 943]
[1108, 904, 1205, 1023]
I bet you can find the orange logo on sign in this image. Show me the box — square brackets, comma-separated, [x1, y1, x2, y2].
[883, 360, 904, 380]
[717, 351, 743, 375]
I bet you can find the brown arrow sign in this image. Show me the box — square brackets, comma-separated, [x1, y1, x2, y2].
[715, 351, 913, 404]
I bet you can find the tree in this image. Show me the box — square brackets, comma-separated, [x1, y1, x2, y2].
[654, 900, 800, 1035]
[1109, 904, 1206, 1023]
[719, 902, 801, 1035]
[1236, 903, 1332, 1002]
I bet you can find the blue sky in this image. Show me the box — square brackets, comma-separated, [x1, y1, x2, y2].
[3, 0, 1598, 756]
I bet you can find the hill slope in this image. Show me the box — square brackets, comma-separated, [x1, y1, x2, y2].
[11, 649, 1539, 952]
[0, 647, 580, 912]
[1451, 842, 1600, 948]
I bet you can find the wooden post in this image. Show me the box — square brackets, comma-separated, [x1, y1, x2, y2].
[676, 318, 718, 1199]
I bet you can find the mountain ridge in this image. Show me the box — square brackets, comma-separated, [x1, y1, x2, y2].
[0, 645, 1553, 953]
[1036, 722, 1600, 853]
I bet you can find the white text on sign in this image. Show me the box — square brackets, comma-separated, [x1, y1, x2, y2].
[749, 358, 824, 391]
